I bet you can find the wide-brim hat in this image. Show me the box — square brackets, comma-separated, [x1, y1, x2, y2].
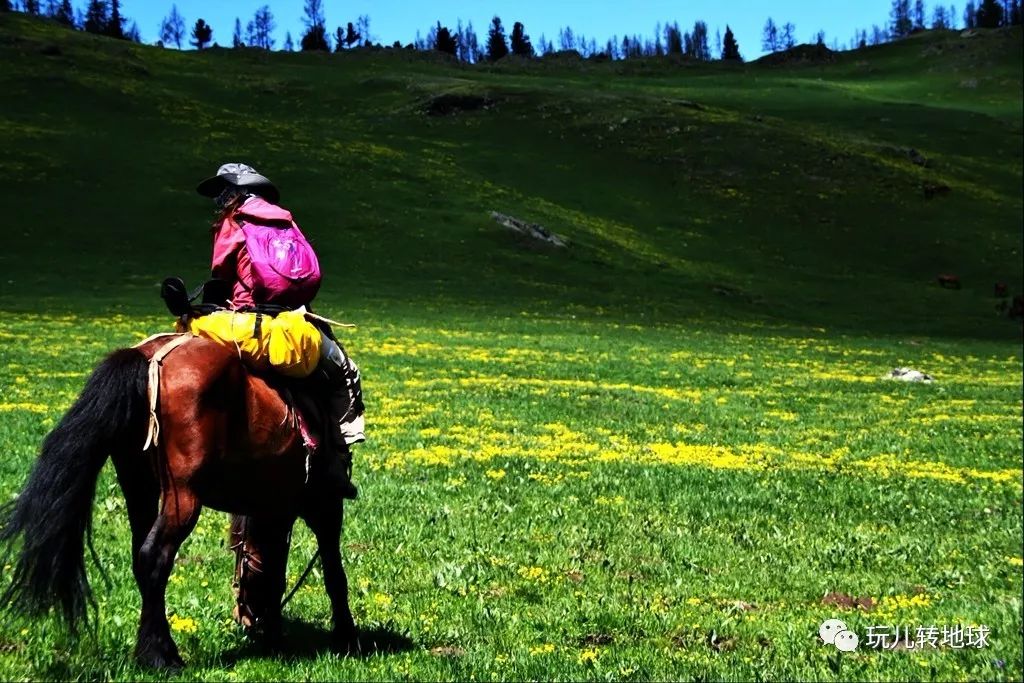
[196, 162, 280, 203]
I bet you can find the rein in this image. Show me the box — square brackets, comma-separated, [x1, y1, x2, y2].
[280, 548, 321, 610]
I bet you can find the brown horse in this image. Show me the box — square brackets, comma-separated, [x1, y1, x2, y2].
[0, 335, 356, 669]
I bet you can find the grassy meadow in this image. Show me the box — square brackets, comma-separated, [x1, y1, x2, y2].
[0, 12, 1021, 682]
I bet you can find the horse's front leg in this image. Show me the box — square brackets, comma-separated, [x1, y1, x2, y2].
[134, 485, 202, 670]
[229, 513, 294, 648]
[303, 498, 357, 652]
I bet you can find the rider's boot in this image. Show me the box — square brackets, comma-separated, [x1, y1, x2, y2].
[317, 335, 364, 500]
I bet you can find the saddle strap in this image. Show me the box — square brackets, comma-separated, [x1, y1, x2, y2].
[139, 334, 193, 451]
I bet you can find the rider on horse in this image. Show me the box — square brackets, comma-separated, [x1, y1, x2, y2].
[196, 162, 364, 500]
[0, 163, 366, 668]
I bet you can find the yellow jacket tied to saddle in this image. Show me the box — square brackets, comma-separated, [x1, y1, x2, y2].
[179, 310, 322, 378]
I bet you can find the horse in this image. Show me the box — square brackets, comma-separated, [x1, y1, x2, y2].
[0, 334, 357, 669]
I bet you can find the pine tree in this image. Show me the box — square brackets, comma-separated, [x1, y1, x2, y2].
[467, 22, 482, 62]
[975, 0, 1004, 25]
[356, 15, 371, 46]
[665, 22, 683, 54]
[249, 6, 275, 49]
[454, 19, 466, 61]
[232, 17, 243, 47]
[1011, 0, 1022, 25]
[160, 5, 186, 48]
[105, 0, 124, 39]
[761, 17, 779, 52]
[300, 0, 329, 51]
[964, 0, 977, 26]
[486, 15, 508, 61]
[0, 0, 10, 13]
[301, 24, 329, 50]
[815, 29, 826, 45]
[913, 0, 927, 28]
[559, 25, 575, 51]
[932, 5, 950, 26]
[509, 21, 533, 56]
[690, 21, 710, 60]
[891, 0, 913, 36]
[53, 0, 73, 25]
[126, 21, 140, 41]
[23, 0, 40, 13]
[302, 0, 325, 31]
[781, 22, 796, 49]
[283, 31, 293, 51]
[343, 22, 359, 49]
[422, 23, 437, 51]
[83, 0, 107, 34]
[457, 21, 472, 61]
[714, 27, 721, 58]
[190, 18, 212, 49]
[579, 32, 590, 56]
[434, 22, 457, 55]
[722, 24, 742, 61]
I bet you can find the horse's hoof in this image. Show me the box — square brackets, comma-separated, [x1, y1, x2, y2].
[251, 628, 285, 654]
[135, 647, 185, 671]
[330, 627, 360, 656]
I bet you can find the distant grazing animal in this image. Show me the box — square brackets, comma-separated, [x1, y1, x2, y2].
[937, 274, 961, 289]
[0, 336, 357, 670]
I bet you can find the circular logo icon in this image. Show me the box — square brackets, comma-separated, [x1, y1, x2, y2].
[834, 629, 860, 652]
[819, 619, 848, 645]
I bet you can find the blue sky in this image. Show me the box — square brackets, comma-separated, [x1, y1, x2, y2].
[120, 0, 951, 57]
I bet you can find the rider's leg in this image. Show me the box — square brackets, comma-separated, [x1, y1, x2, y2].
[316, 334, 364, 500]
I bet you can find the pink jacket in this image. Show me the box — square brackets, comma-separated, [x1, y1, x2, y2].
[211, 197, 313, 308]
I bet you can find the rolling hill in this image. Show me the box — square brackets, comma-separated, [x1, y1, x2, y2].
[0, 13, 1021, 339]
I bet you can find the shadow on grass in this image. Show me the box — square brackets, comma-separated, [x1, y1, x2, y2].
[218, 619, 416, 665]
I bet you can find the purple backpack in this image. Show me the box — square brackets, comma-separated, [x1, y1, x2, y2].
[236, 198, 322, 307]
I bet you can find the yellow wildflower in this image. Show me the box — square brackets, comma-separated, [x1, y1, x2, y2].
[168, 614, 197, 634]
[518, 566, 550, 583]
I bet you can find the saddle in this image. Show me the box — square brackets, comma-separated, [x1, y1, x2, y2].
[160, 276, 231, 317]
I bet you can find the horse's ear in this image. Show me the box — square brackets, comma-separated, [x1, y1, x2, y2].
[160, 277, 191, 317]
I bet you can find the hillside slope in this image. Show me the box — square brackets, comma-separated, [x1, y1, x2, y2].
[0, 14, 1021, 339]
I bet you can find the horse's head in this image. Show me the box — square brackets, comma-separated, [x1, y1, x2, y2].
[229, 515, 292, 643]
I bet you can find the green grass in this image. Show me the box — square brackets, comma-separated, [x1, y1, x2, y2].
[0, 13, 1021, 682]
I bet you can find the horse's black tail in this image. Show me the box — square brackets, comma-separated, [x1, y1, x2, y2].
[0, 347, 149, 630]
